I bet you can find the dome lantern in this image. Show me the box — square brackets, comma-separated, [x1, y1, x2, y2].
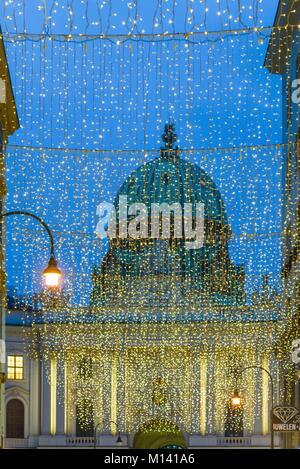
[160, 122, 180, 160]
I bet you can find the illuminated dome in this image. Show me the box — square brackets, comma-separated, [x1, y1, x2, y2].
[91, 124, 245, 314]
[115, 147, 228, 229]
[111, 123, 231, 263]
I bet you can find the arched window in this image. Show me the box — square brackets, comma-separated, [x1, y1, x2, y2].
[6, 399, 25, 438]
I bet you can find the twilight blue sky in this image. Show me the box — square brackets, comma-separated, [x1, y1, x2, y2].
[0, 1, 284, 306]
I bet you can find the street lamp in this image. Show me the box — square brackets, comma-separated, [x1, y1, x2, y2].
[0, 210, 61, 448]
[0, 210, 62, 287]
[94, 420, 124, 448]
[233, 365, 274, 449]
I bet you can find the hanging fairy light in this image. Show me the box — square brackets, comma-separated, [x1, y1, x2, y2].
[0, 0, 297, 435]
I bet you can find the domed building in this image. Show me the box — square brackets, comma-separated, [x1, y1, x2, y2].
[77, 124, 277, 448]
[4, 125, 281, 449]
[91, 123, 245, 319]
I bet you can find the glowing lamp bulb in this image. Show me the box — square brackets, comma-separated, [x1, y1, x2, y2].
[43, 255, 62, 287]
[231, 396, 241, 406]
[231, 390, 242, 407]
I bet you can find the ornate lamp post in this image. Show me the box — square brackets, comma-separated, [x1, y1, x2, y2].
[231, 365, 274, 449]
[94, 420, 123, 448]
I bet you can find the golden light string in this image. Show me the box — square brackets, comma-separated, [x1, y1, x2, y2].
[0, 24, 297, 44]
[3, 13, 296, 436]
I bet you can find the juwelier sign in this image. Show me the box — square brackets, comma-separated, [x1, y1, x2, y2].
[272, 406, 300, 432]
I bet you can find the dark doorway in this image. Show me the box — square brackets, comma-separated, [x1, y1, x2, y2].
[6, 399, 25, 438]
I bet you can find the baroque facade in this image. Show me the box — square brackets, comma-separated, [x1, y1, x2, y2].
[4, 125, 281, 448]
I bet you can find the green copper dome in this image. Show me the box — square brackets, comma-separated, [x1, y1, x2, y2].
[115, 123, 227, 227]
[91, 124, 245, 314]
[115, 152, 227, 226]
[111, 123, 231, 261]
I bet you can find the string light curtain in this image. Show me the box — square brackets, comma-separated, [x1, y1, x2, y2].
[4, 29, 283, 301]
[1, 1, 297, 434]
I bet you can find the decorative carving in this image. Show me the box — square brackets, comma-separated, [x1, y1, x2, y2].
[5, 385, 30, 405]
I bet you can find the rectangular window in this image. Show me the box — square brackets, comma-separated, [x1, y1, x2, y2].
[7, 355, 24, 380]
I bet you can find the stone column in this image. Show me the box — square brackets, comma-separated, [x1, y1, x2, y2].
[200, 353, 207, 435]
[110, 351, 117, 433]
[56, 359, 65, 435]
[41, 360, 51, 434]
[29, 359, 40, 436]
[261, 354, 269, 435]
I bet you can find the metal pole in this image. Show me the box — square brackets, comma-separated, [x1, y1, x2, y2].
[94, 422, 101, 448]
[94, 420, 120, 448]
[238, 365, 274, 449]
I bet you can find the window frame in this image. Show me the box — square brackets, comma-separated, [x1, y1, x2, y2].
[7, 354, 24, 381]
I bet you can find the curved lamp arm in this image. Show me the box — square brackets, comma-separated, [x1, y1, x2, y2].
[94, 420, 122, 449]
[0, 210, 62, 287]
[235, 365, 274, 449]
[0, 210, 55, 256]
[236, 365, 274, 407]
